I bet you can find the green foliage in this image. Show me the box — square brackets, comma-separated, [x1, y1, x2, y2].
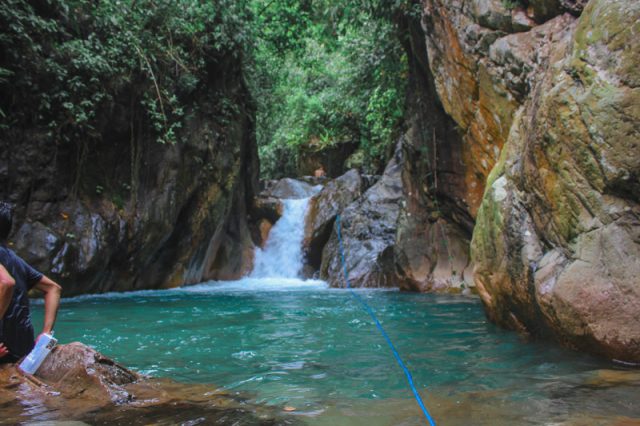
[0, 0, 251, 146]
[249, 0, 411, 178]
[1, 0, 413, 181]
[501, 0, 525, 10]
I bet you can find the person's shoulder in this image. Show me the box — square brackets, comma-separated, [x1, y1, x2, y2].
[0, 244, 12, 261]
[0, 245, 24, 266]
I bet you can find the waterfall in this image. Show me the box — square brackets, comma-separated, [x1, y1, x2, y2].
[251, 198, 311, 279]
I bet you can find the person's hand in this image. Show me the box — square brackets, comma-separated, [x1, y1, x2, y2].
[0, 343, 9, 359]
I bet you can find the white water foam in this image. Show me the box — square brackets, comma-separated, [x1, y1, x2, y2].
[184, 277, 327, 293]
[251, 198, 312, 279]
[56, 278, 328, 304]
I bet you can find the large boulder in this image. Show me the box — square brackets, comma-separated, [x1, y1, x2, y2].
[471, 0, 640, 363]
[303, 169, 363, 272]
[32, 342, 139, 407]
[0, 342, 299, 424]
[320, 146, 403, 288]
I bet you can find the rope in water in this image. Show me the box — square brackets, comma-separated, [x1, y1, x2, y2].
[335, 214, 437, 426]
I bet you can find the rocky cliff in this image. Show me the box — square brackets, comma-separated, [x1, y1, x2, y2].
[2, 92, 257, 296]
[418, 0, 639, 361]
[313, 0, 639, 362]
[0, 2, 258, 295]
[317, 10, 479, 292]
[470, 0, 640, 363]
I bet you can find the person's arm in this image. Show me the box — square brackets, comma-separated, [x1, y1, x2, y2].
[0, 264, 15, 358]
[33, 275, 61, 337]
[0, 263, 15, 319]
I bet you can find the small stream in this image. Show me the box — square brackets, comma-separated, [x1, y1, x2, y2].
[29, 197, 640, 425]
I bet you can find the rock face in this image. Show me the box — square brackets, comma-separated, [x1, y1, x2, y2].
[422, 0, 579, 218]
[303, 169, 363, 271]
[393, 15, 477, 293]
[331, 0, 640, 361]
[0, 40, 258, 295]
[471, 0, 640, 362]
[391, 0, 640, 361]
[0, 343, 298, 424]
[320, 146, 404, 288]
[250, 196, 284, 248]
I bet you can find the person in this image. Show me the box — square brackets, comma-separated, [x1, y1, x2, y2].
[0, 263, 15, 360]
[0, 202, 61, 364]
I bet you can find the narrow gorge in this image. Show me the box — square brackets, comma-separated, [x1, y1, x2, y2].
[1, 0, 639, 423]
[259, 0, 640, 363]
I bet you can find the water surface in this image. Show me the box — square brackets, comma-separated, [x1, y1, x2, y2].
[32, 280, 640, 425]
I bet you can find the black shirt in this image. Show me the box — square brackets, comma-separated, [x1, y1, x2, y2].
[0, 245, 43, 361]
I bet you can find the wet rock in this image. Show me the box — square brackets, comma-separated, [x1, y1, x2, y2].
[255, 219, 274, 249]
[35, 342, 139, 405]
[0, 343, 300, 425]
[303, 169, 362, 272]
[320, 146, 403, 288]
[248, 197, 283, 249]
[385, 15, 476, 294]
[471, 0, 640, 362]
[253, 197, 284, 224]
[261, 178, 320, 200]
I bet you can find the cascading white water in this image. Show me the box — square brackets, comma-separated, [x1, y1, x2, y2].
[251, 198, 311, 279]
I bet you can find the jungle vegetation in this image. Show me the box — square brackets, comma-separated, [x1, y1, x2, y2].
[0, 0, 415, 179]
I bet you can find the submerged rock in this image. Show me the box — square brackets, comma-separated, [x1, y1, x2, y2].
[0, 343, 299, 425]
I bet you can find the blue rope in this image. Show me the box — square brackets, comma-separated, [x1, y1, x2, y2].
[336, 214, 436, 426]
